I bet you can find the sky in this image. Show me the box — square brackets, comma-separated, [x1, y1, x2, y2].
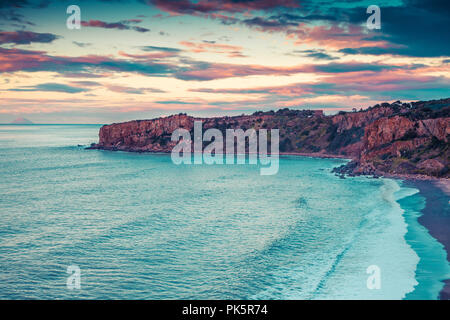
[0, 0, 449, 124]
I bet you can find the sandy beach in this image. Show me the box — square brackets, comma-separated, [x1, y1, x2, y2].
[279, 153, 450, 299]
[403, 179, 450, 300]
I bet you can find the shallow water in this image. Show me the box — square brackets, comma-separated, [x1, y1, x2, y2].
[0, 125, 447, 299]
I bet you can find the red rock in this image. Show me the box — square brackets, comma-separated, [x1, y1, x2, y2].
[91, 99, 450, 178]
[417, 159, 445, 173]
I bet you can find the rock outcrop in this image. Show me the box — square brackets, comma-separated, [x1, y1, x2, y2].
[90, 98, 450, 178]
[97, 114, 194, 152]
[333, 99, 449, 178]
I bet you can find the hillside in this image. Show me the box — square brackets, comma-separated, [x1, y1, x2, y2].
[90, 98, 449, 178]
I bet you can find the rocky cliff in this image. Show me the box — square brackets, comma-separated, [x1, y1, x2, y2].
[90, 98, 449, 178]
[333, 99, 449, 178]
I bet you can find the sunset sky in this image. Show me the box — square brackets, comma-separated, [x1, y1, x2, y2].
[0, 0, 449, 123]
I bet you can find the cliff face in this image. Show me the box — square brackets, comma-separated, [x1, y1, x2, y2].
[90, 98, 450, 178]
[98, 114, 194, 152]
[93, 109, 330, 153]
[332, 106, 394, 133]
[336, 99, 449, 177]
[355, 115, 449, 177]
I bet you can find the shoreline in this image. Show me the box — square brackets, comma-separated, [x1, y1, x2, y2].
[279, 152, 350, 159]
[90, 146, 444, 181]
[383, 172, 450, 182]
[284, 147, 450, 298]
[89, 146, 354, 161]
[402, 179, 450, 300]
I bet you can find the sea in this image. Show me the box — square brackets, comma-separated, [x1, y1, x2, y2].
[0, 124, 448, 299]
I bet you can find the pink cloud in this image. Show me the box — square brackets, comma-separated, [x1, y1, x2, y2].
[179, 41, 246, 57]
[81, 20, 150, 32]
[177, 63, 314, 80]
[150, 0, 299, 15]
[290, 24, 390, 49]
[118, 50, 178, 60]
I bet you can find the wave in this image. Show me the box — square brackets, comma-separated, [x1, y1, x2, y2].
[251, 177, 422, 300]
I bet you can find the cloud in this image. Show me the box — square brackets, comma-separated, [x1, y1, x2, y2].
[81, 19, 150, 32]
[104, 84, 166, 94]
[0, 0, 51, 9]
[6, 79, 167, 95]
[141, 45, 182, 52]
[0, 9, 35, 26]
[0, 46, 442, 84]
[239, 16, 296, 32]
[288, 49, 338, 61]
[342, 1, 450, 57]
[118, 50, 178, 59]
[269, 12, 338, 23]
[314, 62, 421, 73]
[190, 69, 450, 102]
[154, 100, 199, 105]
[149, 0, 299, 15]
[174, 62, 312, 81]
[157, 0, 450, 58]
[8, 83, 89, 93]
[0, 47, 176, 76]
[122, 18, 143, 23]
[175, 60, 424, 81]
[61, 73, 107, 78]
[296, 0, 450, 57]
[70, 81, 101, 87]
[72, 41, 91, 48]
[0, 30, 58, 44]
[179, 41, 246, 58]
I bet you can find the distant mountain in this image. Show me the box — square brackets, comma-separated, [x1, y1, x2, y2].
[10, 117, 33, 124]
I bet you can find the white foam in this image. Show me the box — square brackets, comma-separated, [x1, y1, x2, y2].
[311, 178, 420, 299]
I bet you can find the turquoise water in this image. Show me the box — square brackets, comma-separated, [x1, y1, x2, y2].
[0, 125, 448, 299]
